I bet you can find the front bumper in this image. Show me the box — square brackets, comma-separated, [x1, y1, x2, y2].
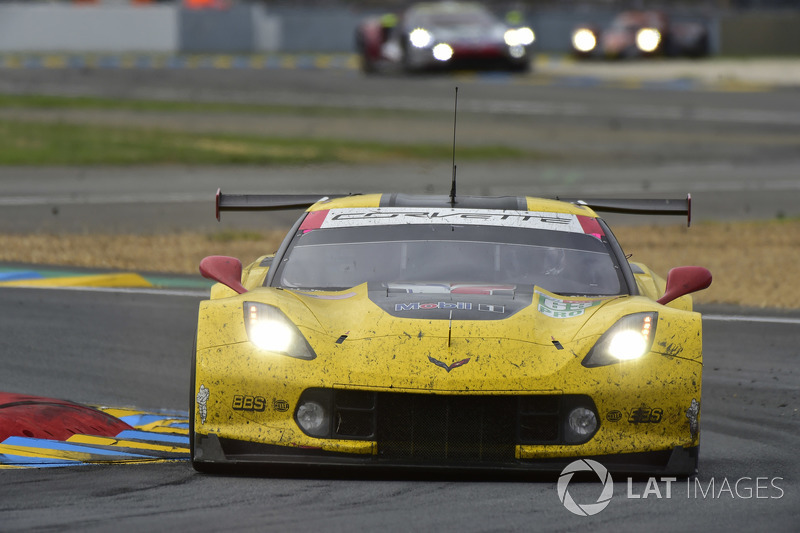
[194, 432, 698, 476]
[404, 44, 529, 71]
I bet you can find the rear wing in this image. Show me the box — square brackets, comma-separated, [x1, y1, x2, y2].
[558, 194, 692, 226]
[215, 189, 349, 221]
[215, 189, 692, 226]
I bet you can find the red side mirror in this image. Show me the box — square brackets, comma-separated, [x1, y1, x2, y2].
[199, 256, 247, 294]
[657, 266, 712, 305]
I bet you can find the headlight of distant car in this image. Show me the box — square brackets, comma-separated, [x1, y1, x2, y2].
[504, 27, 535, 47]
[409, 28, 433, 48]
[572, 28, 597, 53]
[244, 302, 316, 360]
[432, 43, 454, 61]
[582, 312, 658, 367]
[636, 28, 661, 52]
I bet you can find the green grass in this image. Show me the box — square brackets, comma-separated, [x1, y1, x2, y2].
[0, 119, 529, 165]
[0, 93, 423, 119]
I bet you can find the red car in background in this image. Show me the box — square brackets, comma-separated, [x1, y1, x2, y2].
[571, 11, 709, 59]
[356, 2, 535, 73]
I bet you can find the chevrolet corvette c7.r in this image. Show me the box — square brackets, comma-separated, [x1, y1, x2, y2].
[192, 192, 711, 476]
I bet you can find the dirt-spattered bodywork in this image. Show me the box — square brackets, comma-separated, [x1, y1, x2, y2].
[192, 193, 710, 475]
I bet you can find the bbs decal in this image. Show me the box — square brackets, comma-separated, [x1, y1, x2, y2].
[232, 395, 266, 412]
[628, 407, 663, 424]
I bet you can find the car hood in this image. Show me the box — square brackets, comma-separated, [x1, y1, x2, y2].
[282, 282, 620, 346]
[428, 24, 506, 45]
[197, 283, 694, 390]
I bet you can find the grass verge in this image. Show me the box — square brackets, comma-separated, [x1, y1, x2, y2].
[0, 118, 528, 165]
[0, 93, 417, 118]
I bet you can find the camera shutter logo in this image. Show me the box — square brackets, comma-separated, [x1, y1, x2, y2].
[557, 459, 614, 516]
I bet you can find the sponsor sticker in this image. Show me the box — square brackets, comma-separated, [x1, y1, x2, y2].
[628, 407, 663, 424]
[394, 302, 505, 314]
[196, 384, 209, 424]
[232, 395, 266, 412]
[395, 301, 472, 311]
[386, 283, 515, 295]
[315, 207, 584, 233]
[536, 292, 603, 318]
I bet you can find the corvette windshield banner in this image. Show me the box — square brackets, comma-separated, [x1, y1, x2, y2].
[305, 208, 585, 233]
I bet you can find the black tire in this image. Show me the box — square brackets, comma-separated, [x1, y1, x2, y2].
[360, 52, 378, 75]
[508, 59, 531, 74]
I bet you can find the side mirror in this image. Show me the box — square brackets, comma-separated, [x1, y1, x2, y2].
[199, 256, 247, 295]
[657, 266, 712, 305]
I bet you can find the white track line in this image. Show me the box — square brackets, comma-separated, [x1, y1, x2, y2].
[702, 314, 800, 325]
[5, 285, 209, 298]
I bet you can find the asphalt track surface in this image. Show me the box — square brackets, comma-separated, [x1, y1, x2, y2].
[1, 67, 800, 531]
[0, 288, 798, 531]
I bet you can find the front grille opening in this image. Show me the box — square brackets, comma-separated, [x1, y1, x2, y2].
[519, 395, 559, 414]
[335, 390, 375, 410]
[519, 414, 560, 443]
[376, 394, 517, 463]
[332, 389, 376, 439]
[335, 410, 375, 438]
[298, 389, 596, 462]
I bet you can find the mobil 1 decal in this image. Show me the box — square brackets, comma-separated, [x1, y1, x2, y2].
[536, 291, 603, 319]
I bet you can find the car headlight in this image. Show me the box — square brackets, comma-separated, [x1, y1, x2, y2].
[296, 401, 329, 437]
[562, 397, 600, 444]
[243, 302, 316, 360]
[295, 389, 332, 438]
[566, 407, 598, 442]
[409, 28, 433, 48]
[572, 28, 597, 53]
[517, 27, 535, 46]
[636, 28, 661, 53]
[505, 27, 535, 47]
[582, 312, 658, 367]
[432, 43, 453, 61]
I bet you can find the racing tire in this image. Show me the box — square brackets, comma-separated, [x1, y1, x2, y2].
[508, 60, 532, 74]
[360, 52, 378, 75]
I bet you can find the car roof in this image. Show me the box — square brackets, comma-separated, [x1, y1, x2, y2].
[307, 194, 598, 218]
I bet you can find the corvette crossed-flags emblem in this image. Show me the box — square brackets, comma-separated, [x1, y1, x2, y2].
[427, 355, 471, 372]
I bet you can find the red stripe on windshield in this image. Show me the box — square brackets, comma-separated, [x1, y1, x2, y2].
[299, 210, 329, 232]
[577, 215, 605, 239]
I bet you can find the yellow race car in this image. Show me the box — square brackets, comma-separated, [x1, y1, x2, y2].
[191, 191, 711, 475]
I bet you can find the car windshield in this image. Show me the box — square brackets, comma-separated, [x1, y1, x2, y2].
[408, 6, 495, 28]
[275, 222, 625, 296]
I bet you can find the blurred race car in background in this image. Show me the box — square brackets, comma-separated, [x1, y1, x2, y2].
[571, 10, 709, 59]
[355, 1, 535, 73]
